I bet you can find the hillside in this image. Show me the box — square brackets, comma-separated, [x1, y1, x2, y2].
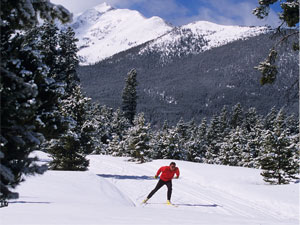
[78, 32, 298, 126]
[1, 152, 299, 225]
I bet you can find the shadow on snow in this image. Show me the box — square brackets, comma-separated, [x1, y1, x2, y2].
[9, 201, 51, 204]
[147, 202, 219, 207]
[97, 174, 154, 180]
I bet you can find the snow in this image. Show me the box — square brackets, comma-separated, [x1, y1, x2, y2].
[72, 3, 172, 65]
[139, 20, 269, 62]
[1, 152, 298, 225]
[70, 3, 271, 65]
[183, 21, 268, 50]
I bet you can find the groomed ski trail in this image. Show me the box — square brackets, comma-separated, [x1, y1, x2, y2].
[88, 155, 298, 224]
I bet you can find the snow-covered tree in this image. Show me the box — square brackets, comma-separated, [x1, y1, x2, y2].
[253, 0, 299, 85]
[219, 106, 229, 136]
[263, 107, 278, 131]
[230, 103, 244, 129]
[258, 109, 299, 184]
[107, 134, 125, 156]
[205, 115, 222, 164]
[243, 107, 259, 132]
[242, 119, 264, 168]
[150, 128, 169, 159]
[48, 86, 94, 170]
[218, 127, 247, 166]
[162, 128, 181, 160]
[58, 26, 80, 92]
[0, 0, 71, 200]
[124, 113, 152, 163]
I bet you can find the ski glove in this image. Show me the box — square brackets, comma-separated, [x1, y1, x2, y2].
[154, 175, 158, 179]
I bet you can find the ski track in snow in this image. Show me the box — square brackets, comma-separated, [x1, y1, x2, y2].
[1, 154, 298, 225]
[88, 155, 298, 224]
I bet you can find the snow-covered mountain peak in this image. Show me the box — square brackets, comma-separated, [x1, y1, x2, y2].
[73, 4, 173, 65]
[93, 2, 114, 13]
[73, 4, 270, 65]
[139, 20, 270, 63]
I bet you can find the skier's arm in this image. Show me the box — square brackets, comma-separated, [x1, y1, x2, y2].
[175, 168, 180, 178]
[155, 167, 163, 178]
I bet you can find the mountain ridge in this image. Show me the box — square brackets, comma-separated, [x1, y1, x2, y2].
[72, 2, 270, 65]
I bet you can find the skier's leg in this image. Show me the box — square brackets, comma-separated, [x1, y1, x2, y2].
[147, 179, 165, 199]
[166, 180, 172, 201]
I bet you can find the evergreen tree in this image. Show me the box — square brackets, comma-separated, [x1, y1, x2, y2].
[219, 106, 229, 136]
[258, 109, 299, 184]
[253, 0, 299, 84]
[0, 1, 71, 200]
[218, 127, 246, 166]
[48, 86, 94, 170]
[243, 118, 264, 168]
[263, 107, 278, 131]
[151, 129, 168, 159]
[58, 27, 80, 92]
[174, 118, 189, 160]
[285, 113, 299, 135]
[124, 113, 152, 163]
[107, 134, 126, 157]
[243, 107, 259, 132]
[122, 69, 138, 124]
[230, 103, 244, 129]
[205, 115, 222, 164]
[111, 109, 131, 139]
[183, 118, 201, 162]
[162, 128, 181, 160]
[196, 118, 208, 162]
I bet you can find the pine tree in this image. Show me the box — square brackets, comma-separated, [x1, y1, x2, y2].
[124, 113, 152, 163]
[242, 118, 264, 168]
[258, 109, 299, 184]
[48, 86, 94, 170]
[230, 103, 244, 129]
[205, 115, 222, 164]
[162, 128, 181, 160]
[0, 1, 71, 200]
[122, 69, 138, 124]
[111, 109, 131, 139]
[253, 0, 299, 84]
[243, 107, 259, 132]
[107, 134, 126, 157]
[218, 127, 246, 166]
[285, 113, 299, 135]
[196, 118, 208, 162]
[263, 107, 278, 131]
[219, 106, 229, 136]
[58, 27, 80, 92]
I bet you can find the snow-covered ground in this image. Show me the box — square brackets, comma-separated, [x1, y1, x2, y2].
[1, 152, 299, 225]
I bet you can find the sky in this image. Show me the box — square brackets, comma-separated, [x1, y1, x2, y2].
[50, 0, 281, 27]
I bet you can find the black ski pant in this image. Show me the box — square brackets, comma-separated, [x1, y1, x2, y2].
[147, 179, 172, 201]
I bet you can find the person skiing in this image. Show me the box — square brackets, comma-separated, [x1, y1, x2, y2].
[143, 162, 180, 205]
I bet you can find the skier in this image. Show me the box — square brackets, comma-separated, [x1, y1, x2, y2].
[143, 162, 180, 205]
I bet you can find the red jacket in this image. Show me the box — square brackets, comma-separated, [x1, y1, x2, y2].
[156, 166, 180, 181]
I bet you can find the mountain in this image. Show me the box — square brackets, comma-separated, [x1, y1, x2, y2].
[72, 2, 173, 65]
[76, 4, 298, 126]
[139, 21, 269, 64]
